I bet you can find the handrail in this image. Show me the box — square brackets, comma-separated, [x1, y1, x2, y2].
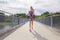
[0, 10, 13, 14]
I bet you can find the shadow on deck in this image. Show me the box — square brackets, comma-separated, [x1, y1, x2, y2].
[31, 30, 48, 40]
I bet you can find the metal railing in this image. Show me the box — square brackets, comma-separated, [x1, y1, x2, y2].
[35, 15, 60, 31]
[0, 10, 28, 36]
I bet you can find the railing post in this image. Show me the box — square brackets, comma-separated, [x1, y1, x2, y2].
[12, 14, 14, 27]
[18, 17, 19, 24]
[51, 16, 53, 28]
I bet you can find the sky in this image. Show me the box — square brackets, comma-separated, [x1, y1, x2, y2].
[0, 0, 60, 15]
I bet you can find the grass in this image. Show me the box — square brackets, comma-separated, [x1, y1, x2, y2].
[0, 22, 18, 25]
[0, 22, 18, 29]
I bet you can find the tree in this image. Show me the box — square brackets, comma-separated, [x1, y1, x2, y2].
[14, 13, 27, 24]
[15, 13, 27, 18]
[41, 11, 50, 17]
[50, 12, 60, 16]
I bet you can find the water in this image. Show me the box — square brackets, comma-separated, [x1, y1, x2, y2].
[0, 18, 28, 35]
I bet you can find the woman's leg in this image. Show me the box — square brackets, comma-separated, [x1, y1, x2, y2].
[29, 19, 32, 31]
[31, 19, 33, 29]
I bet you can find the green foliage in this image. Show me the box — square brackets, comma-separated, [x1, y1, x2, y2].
[10, 12, 60, 18]
[40, 11, 50, 18]
[41, 11, 49, 16]
[34, 15, 40, 18]
[0, 12, 5, 16]
[35, 12, 60, 18]
[0, 12, 4, 14]
[15, 13, 27, 18]
[50, 12, 60, 16]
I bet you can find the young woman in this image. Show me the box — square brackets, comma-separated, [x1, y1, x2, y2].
[28, 6, 34, 32]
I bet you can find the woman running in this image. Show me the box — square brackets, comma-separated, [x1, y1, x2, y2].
[28, 6, 34, 32]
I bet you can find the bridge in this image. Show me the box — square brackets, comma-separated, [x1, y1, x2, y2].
[0, 10, 60, 40]
[0, 21, 60, 40]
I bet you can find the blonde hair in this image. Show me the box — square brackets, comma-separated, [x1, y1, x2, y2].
[30, 6, 34, 14]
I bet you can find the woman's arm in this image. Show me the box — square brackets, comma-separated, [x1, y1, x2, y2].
[32, 9, 34, 15]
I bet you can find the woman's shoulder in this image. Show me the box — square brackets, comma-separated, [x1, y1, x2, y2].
[29, 11, 32, 12]
[29, 10, 31, 12]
